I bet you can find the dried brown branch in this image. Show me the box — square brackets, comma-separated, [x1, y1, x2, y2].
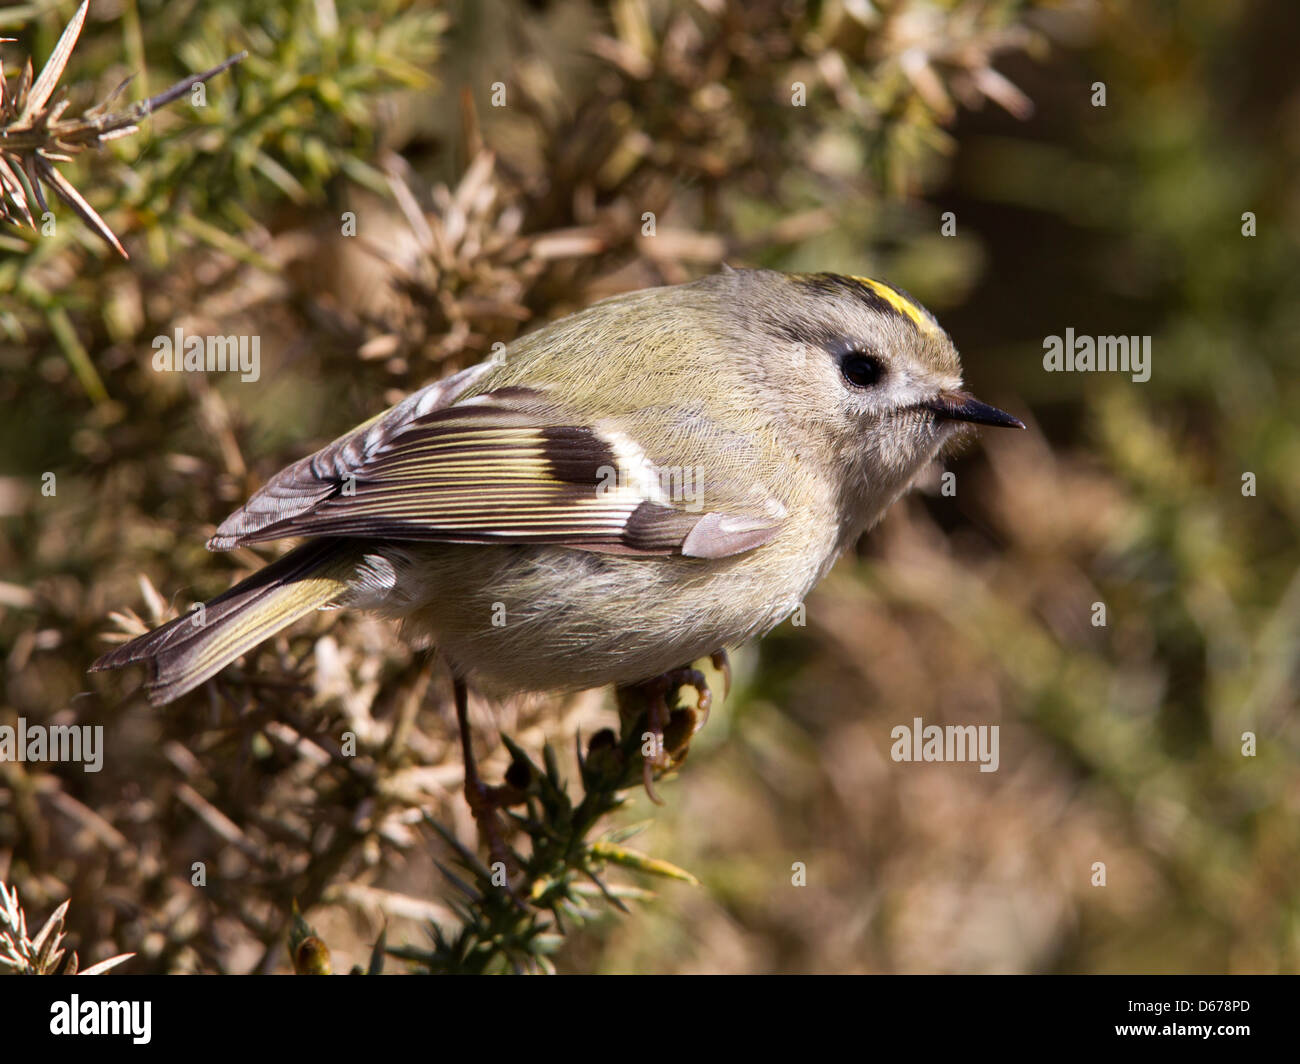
[0, 1, 246, 257]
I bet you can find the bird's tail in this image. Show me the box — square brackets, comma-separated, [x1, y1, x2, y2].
[91, 539, 360, 705]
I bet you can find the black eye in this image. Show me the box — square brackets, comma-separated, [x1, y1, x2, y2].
[840, 350, 883, 388]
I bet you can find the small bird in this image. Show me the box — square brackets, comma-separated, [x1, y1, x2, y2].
[92, 268, 1023, 828]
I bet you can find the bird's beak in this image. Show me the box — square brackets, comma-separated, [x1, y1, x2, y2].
[921, 391, 1025, 430]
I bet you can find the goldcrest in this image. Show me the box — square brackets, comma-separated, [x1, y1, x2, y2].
[92, 268, 1024, 703]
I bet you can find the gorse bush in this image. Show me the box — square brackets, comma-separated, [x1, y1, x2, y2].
[1, 0, 1296, 974]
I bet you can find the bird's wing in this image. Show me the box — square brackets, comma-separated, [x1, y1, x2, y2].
[208, 374, 783, 560]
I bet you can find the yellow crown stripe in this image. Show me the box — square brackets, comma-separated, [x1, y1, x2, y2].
[849, 276, 938, 335]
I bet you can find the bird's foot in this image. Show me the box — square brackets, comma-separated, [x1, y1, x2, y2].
[618, 654, 727, 804]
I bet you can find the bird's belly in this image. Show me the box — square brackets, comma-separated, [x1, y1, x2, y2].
[370, 541, 822, 693]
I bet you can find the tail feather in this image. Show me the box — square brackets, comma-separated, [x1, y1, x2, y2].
[92, 539, 358, 704]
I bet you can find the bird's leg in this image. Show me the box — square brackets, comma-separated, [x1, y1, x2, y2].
[452, 674, 517, 875]
[638, 673, 676, 805]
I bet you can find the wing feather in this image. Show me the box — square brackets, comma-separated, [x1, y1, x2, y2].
[209, 375, 783, 559]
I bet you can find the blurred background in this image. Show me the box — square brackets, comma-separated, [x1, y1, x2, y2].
[1, 0, 1297, 974]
